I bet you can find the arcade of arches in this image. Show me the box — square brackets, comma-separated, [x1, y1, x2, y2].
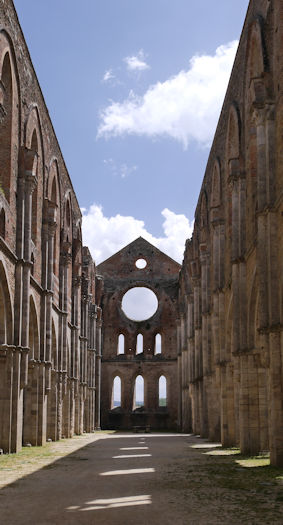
[0, 0, 283, 466]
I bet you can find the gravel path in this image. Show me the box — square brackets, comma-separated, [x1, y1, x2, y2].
[0, 432, 283, 524]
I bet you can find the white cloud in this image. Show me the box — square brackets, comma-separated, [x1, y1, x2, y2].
[102, 69, 115, 82]
[120, 163, 137, 179]
[103, 158, 138, 179]
[98, 40, 238, 148]
[124, 49, 150, 71]
[82, 205, 193, 265]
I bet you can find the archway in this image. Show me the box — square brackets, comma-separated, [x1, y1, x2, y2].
[23, 296, 40, 446]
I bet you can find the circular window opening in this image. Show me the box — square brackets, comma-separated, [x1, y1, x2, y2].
[122, 287, 158, 321]
[135, 258, 147, 269]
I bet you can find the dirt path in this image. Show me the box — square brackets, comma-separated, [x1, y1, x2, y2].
[0, 432, 283, 524]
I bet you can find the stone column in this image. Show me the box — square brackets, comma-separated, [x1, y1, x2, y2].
[191, 262, 201, 435]
[59, 244, 72, 439]
[95, 307, 102, 429]
[38, 201, 57, 445]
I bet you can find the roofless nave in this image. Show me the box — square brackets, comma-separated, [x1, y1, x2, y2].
[0, 0, 282, 466]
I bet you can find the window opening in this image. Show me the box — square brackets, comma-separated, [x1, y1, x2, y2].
[159, 376, 167, 407]
[134, 375, 144, 408]
[113, 376, 121, 408]
[136, 333, 143, 354]
[155, 333, 162, 354]
[122, 287, 158, 321]
[135, 258, 147, 269]
[117, 334, 125, 354]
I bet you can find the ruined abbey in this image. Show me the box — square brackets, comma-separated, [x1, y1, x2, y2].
[0, 0, 282, 468]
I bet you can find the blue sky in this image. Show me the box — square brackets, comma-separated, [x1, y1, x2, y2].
[14, 0, 249, 265]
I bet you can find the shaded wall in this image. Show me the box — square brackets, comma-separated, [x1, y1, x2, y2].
[97, 237, 180, 431]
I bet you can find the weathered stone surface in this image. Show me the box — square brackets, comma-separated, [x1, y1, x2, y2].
[178, 0, 283, 466]
[0, 0, 283, 468]
[97, 237, 180, 431]
[0, 0, 100, 453]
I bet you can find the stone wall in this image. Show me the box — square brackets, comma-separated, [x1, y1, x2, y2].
[97, 237, 180, 431]
[178, 0, 283, 466]
[0, 0, 100, 452]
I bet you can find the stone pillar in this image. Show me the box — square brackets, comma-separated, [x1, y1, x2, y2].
[12, 155, 37, 452]
[200, 245, 210, 437]
[59, 244, 72, 438]
[95, 307, 102, 429]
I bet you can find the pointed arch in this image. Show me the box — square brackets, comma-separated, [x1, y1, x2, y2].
[31, 131, 39, 246]
[47, 161, 61, 278]
[24, 108, 44, 278]
[0, 31, 20, 204]
[112, 376, 122, 408]
[226, 104, 241, 165]
[246, 18, 267, 89]
[29, 295, 40, 361]
[48, 159, 61, 204]
[0, 258, 13, 344]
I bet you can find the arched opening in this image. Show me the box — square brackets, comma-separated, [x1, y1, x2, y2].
[112, 376, 121, 408]
[117, 334, 125, 354]
[0, 52, 12, 202]
[155, 333, 162, 354]
[0, 258, 13, 451]
[159, 376, 167, 407]
[23, 296, 40, 446]
[136, 333, 143, 354]
[30, 130, 38, 246]
[0, 209, 5, 238]
[134, 375, 144, 409]
[0, 261, 12, 344]
[29, 296, 39, 360]
[49, 166, 60, 278]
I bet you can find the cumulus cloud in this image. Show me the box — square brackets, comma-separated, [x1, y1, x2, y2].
[102, 69, 115, 83]
[81, 205, 193, 265]
[98, 40, 238, 148]
[124, 49, 150, 71]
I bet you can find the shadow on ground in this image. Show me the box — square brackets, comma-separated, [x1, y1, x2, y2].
[0, 432, 283, 524]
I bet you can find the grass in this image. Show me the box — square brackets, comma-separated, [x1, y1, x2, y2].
[0, 441, 68, 470]
[0, 431, 114, 473]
